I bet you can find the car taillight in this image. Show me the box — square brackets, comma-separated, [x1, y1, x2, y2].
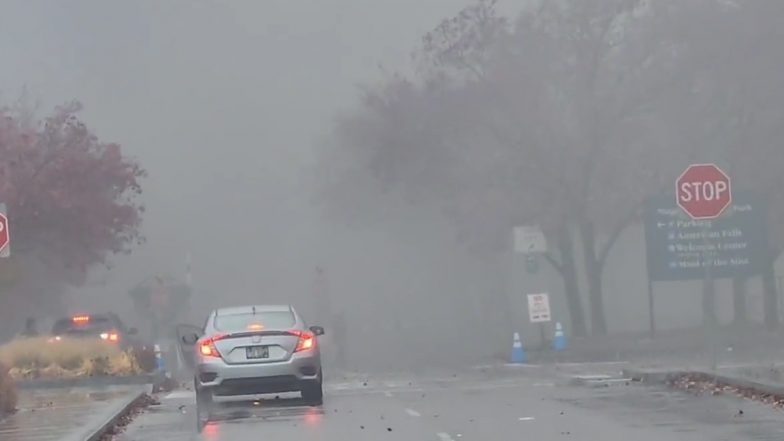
[293, 330, 316, 353]
[198, 334, 226, 358]
[100, 332, 120, 343]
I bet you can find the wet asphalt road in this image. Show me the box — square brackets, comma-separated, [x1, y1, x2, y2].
[0, 385, 148, 441]
[116, 364, 784, 441]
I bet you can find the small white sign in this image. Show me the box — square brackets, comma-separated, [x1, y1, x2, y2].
[514, 226, 547, 254]
[527, 293, 551, 323]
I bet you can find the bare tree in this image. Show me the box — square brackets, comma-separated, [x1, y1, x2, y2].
[320, 0, 784, 336]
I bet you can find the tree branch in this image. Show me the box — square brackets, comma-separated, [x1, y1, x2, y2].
[597, 203, 640, 269]
[542, 251, 564, 275]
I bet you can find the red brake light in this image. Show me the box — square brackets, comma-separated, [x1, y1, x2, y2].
[198, 334, 226, 358]
[294, 330, 315, 353]
[200, 341, 216, 356]
[72, 315, 90, 324]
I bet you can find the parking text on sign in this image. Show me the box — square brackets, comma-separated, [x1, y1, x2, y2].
[527, 293, 551, 323]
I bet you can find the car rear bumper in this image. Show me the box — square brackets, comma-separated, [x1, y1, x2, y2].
[196, 351, 321, 395]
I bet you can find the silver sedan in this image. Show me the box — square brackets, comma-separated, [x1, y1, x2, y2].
[182, 305, 325, 428]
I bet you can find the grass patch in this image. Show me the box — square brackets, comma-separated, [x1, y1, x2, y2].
[0, 337, 152, 380]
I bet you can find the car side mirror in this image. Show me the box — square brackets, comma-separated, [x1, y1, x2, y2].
[182, 333, 199, 344]
[309, 326, 325, 336]
[128, 328, 138, 336]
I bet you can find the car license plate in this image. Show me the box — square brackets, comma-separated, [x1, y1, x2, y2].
[246, 346, 269, 359]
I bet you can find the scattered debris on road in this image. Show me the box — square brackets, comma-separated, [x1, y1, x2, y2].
[669, 373, 784, 408]
[100, 393, 158, 440]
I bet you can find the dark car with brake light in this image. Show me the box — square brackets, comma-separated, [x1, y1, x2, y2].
[49, 313, 140, 348]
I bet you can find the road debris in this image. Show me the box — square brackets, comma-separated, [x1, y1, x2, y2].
[100, 394, 158, 441]
[668, 373, 784, 408]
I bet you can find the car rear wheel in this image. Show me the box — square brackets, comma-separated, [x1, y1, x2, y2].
[301, 378, 323, 406]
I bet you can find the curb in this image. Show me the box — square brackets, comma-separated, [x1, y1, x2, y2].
[623, 367, 784, 398]
[622, 368, 690, 384]
[82, 388, 148, 441]
[570, 374, 633, 388]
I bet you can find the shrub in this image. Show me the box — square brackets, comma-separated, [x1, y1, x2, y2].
[0, 361, 17, 414]
[0, 337, 151, 379]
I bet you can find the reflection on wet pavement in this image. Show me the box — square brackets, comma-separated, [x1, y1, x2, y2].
[209, 396, 325, 424]
[0, 386, 142, 441]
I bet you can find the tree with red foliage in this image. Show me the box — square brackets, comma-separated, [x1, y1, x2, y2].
[0, 101, 145, 330]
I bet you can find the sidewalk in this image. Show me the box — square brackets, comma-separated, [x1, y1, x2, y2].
[520, 324, 784, 367]
[0, 384, 149, 441]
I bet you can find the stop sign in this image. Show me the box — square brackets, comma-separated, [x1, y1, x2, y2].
[676, 163, 732, 219]
[0, 213, 8, 253]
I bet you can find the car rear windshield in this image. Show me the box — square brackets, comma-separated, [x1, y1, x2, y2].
[213, 311, 295, 332]
[52, 317, 115, 335]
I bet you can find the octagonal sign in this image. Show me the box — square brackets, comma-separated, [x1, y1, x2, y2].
[676, 163, 732, 220]
[0, 212, 8, 256]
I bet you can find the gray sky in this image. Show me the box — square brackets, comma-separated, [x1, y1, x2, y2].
[0, 0, 475, 315]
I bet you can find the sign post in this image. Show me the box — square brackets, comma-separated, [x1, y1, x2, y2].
[676, 163, 732, 370]
[527, 293, 551, 349]
[0, 203, 10, 258]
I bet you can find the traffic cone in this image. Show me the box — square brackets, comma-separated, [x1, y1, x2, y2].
[510, 332, 526, 363]
[552, 322, 567, 351]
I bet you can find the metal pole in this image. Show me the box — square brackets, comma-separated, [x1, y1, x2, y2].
[185, 253, 192, 289]
[648, 277, 655, 338]
[702, 225, 718, 371]
[778, 276, 784, 321]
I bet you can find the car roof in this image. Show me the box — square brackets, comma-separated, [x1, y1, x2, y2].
[214, 305, 294, 316]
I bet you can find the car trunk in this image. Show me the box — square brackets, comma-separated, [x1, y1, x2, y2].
[214, 331, 299, 364]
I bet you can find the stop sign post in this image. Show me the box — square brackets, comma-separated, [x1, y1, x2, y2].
[674, 163, 731, 370]
[676, 164, 732, 220]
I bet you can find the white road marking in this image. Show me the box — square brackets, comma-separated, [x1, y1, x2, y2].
[405, 408, 421, 417]
[384, 391, 393, 397]
[519, 416, 536, 421]
[437, 432, 454, 441]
